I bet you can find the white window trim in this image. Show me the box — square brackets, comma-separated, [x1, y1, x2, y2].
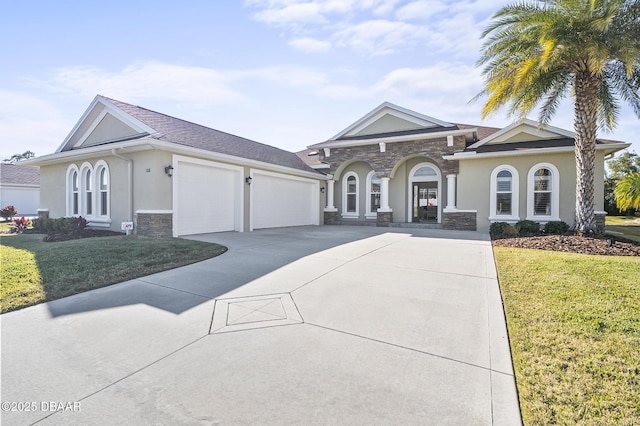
[527, 162, 560, 221]
[406, 163, 441, 223]
[489, 165, 520, 222]
[79, 162, 94, 218]
[94, 160, 110, 219]
[66, 161, 112, 223]
[66, 164, 80, 216]
[341, 171, 359, 218]
[365, 171, 381, 219]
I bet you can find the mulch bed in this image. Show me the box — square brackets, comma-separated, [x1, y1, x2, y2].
[492, 234, 640, 256]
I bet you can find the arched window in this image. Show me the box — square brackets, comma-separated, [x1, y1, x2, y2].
[527, 163, 560, 220]
[66, 165, 80, 216]
[341, 172, 359, 218]
[365, 171, 381, 219]
[84, 169, 93, 216]
[489, 165, 519, 221]
[95, 160, 110, 217]
[72, 171, 79, 215]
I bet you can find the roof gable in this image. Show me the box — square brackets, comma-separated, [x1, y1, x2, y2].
[54, 96, 316, 173]
[331, 102, 453, 140]
[57, 96, 156, 152]
[468, 119, 574, 149]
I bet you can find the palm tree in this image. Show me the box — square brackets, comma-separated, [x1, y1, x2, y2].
[477, 0, 640, 234]
[614, 172, 640, 211]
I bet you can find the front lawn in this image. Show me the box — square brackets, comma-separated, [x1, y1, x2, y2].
[606, 215, 640, 242]
[0, 234, 227, 313]
[494, 247, 640, 425]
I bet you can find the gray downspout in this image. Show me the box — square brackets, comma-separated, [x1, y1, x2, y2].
[111, 148, 133, 233]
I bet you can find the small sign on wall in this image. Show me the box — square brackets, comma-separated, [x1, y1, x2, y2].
[121, 222, 134, 231]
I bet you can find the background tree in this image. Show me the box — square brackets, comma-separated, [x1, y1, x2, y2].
[614, 172, 640, 211]
[476, 0, 640, 234]
[3, 150, 35, 164]
[605, 151, 639, 214]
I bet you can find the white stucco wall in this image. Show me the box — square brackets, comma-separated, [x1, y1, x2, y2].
[457, 151, 606, 232]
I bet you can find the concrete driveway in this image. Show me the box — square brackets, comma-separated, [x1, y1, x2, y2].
[1, 226, 521, 425]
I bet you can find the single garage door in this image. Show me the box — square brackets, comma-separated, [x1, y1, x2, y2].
[175, 159, 242, 235]
[251, 170, 318, 230]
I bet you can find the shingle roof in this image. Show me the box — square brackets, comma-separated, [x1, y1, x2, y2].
[335, 125, 461, 141]
[0, 163, 40, 185]
[101, 97, 316, 173]
[471, 137, 618, 153]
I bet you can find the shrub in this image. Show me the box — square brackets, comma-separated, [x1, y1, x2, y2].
[10, 217, 31, 234]
[1, 205, 18, 220]
[490, 222, 510, 236]
[503, 224, 519, 236]
[31, 216, 88, 236]
[544, 221, 569, 235]
[516, 220, 541, 235]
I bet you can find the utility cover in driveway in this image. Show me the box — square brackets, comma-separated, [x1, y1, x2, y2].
[210, 293, 303, 334]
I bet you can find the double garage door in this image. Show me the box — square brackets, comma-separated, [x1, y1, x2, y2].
[174, 157, 319, 236]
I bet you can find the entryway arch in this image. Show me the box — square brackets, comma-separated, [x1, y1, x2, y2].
[407, 162, 442, 223]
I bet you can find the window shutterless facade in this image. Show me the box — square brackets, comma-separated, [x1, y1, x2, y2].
[527, 163, 560, 221]
[66, 161, 110, 221]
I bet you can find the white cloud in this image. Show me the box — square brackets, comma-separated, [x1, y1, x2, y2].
[46, 62, 247, 106]
[332, 20, 428, 56]
[396, 0, 447, 21]
[0, 91, 70, 159]
[288, 37, 332, 52]
[251, 1, 326, 26]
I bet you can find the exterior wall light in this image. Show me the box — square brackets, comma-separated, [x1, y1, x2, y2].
[245, 176, 252, 185]
[164, 165, 174, 177]
[320, 187, 325, 193]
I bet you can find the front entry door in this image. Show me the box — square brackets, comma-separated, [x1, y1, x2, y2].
[412, 182, 438, 222]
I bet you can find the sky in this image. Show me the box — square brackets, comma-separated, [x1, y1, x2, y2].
[1, 0, 638, 163]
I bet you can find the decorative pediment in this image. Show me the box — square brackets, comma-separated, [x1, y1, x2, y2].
[56, 95, 156, 152]
[331, 102, 453, 140]
[468, 119, 574, 149]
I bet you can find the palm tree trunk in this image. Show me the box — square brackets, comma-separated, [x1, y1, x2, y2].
[573, 71, 600, 235]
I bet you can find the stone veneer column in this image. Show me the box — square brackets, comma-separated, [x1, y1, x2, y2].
[379, 177, 391, 212]
[376, 177, 393, 227]
[325, 179, 337, 211]
[323, 179, 338, 225]
[446, 174, 457, 210]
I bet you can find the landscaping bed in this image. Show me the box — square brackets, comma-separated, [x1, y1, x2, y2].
[492, 234, 640, 256]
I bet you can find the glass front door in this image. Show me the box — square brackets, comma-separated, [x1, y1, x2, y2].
[412, 182, 438, 222]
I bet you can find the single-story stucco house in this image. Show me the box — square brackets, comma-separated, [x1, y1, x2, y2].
[0, 163, 40, 216]
[26, 96, 629, 235]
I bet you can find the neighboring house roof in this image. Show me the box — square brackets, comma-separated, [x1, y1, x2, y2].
[0, 163, 40, 186]
[50, 95, 316, 174]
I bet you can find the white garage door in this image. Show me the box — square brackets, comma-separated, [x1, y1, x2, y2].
[252, 171, 318, 230]
[175, 160, 241, 235]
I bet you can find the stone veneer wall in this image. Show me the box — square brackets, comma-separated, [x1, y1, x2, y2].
[135, 212, 173, 237]
[442, 211, 477, 231]
[595, 212, 606, 233]
[376, 211, 393, 227]
[320, 136, 467, 177]
[324, 211, 339, 225]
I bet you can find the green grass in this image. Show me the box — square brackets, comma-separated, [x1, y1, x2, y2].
[0, 234, 227, 313]
[494, 247, 640, 425]
[606, 216, 640, 242]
